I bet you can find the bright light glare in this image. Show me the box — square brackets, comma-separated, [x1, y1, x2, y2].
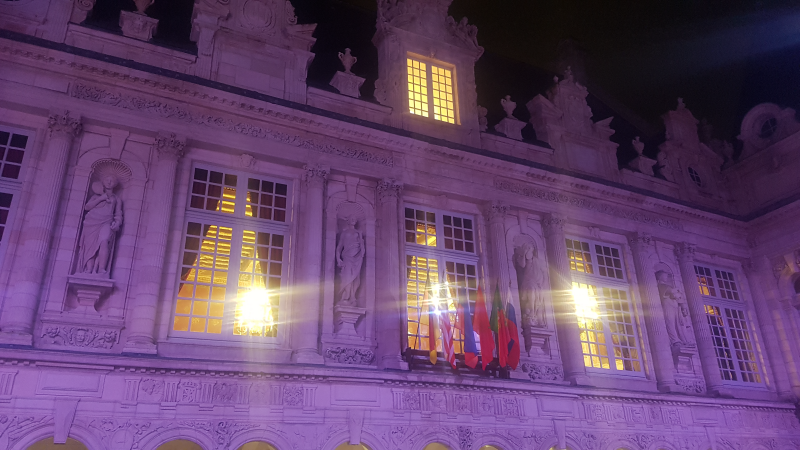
[572, 286, 599, 319]
[238, 289, 275, 331]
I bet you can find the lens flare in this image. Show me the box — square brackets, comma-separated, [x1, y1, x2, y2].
[571, 286, 599, 319]
[237, 289, 275, 334]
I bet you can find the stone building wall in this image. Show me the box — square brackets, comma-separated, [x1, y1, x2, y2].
[1, 1, 800, 450]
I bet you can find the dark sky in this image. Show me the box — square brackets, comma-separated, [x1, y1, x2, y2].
[298, 0, 800, 144]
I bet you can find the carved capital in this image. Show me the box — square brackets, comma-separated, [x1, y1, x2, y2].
[47, 110, 82, 139]
[483, 201, 509, 224]
[674, 242, 696, 262]
[541, 213, 566, 237]
[303, 164, 329, 188]
[377, 178, 402, 204]
[154, 132, 186, 161]
[628, 232, 654, 251]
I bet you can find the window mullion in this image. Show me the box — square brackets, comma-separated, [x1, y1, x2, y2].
[426, 64, 434, 119]
[225, 225, 244, 335]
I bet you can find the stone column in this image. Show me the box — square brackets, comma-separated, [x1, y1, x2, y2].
[628, 232, 679, 392]
[744, 257, 794, 399]
[123, 132, 185, 354]
[376, 179, 407, 369]
[541, 213, 590, 385]
[674, 243, 726, 394]
[0, 111, 82, 345]
[291, 165, 328, 364]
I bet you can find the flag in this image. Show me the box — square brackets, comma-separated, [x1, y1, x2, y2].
[472, 286, 495, 370]
[438, 291, 457, 369]
[423, 279, 438, 365]
[456, 292, 479, 369]
[506, 302, 521, 370]
[490, 283, 510, 368]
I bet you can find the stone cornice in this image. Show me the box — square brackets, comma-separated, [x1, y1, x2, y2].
[0, 31, 783, 229]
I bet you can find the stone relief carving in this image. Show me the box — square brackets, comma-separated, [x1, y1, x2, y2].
[335, 204, 365, 306]
[41, 326, 118, 349]
[655, 270, 696, 349]
[496, 177, 681, 230]
[282, 385, 303, 406]
[512, 237, 546, 330]
[520, 362, 564, 381]
[325, 346, 375, 365]
[48, 110, 83, 138]
[70, 83, 394, 167]
[76, 162, 128, 276]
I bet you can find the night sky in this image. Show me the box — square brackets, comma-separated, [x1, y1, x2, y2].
[89, 0, 800, 156]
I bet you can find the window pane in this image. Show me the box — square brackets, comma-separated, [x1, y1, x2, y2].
[442, 214, 474, 254]
[190, 168, 236, 214]
[234, 229, 283, 337]
[407, 58, 429, 118]
[431, 65, 455, 124]
[405, 207, 436, 247]
[0, 130, 27, 180]
[174, 222, 232, 334]
[0, 192, 12, 243]
[705, 304, 737, 381]
[566, 239, 593, 274]
[406, 255, 439, 351]
[695, 265, 717, 297]
[246, 178, 289, 222]
[724, 308, 761, 383]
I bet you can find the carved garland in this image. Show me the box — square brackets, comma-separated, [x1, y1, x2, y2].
[495, 177, 681, 230]
[69, 83, 394, 167]
[325, 347, 375, 365]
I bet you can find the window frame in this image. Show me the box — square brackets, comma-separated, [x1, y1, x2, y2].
[566, 236, 646, 378]
[694, 262, 764, 387]
[403, 204, 479, 356]
[0, 124, 31, 269]
[169, 163, 293, 344]
[405, 52, 460, 126]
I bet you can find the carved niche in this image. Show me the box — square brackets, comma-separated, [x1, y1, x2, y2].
[333, 202, 367, 337]
[512, 234, 546, 330]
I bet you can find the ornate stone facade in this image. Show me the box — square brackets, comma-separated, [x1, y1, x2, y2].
[1, 1, 800, 450]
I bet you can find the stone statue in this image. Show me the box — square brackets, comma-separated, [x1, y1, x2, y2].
[632, 136, 644, 156]
[133, 0, 154, 14]
[336, 216, 365, 306]
[338, 48, 357, 74]
[78, 175, 123, 275]
[513, 241, 545, 328]
[501, 95, 516, 118]
[655, 151, 674, 182]
[660, 287, 695, 348]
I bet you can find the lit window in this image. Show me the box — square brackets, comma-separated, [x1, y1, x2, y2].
[173, 166, 290, 340]
[406, 56, 457, 124]
[696, 264, 761, 383]
[405, 206, 478, 355]
[567, 238, 643, 374]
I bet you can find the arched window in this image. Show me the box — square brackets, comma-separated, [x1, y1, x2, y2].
[334, 444, 371, 450]
[424, 444, 451, 450]
[479, 446, 501, 450]
[27, 438, 88, 450]
[238, 443, 278, 450]
[156, 440, 204, 450]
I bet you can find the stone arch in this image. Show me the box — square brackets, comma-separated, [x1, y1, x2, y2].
[137, 427, 217, 450]
[536, 436, 583, 450]
[470, 433, 516, 450]
[414, 432, 460, 450]
[10, 423, 104, 450]
[228, 428, 299, 450]
[320, 430, 384, 450]
[76, 145, 148, 181]
[646, 441, 677, 450]
[603, 438, 638, 450]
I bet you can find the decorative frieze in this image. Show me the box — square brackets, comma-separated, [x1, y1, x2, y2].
[675, 377, 706, 394]
[391, 389, 523, 418]
[324, 346, 375, 365]
[495, 177, 681, 230]
[520, 363, 563, 381]
[40, 325, 118, 349]
[70, 83, 395, 166]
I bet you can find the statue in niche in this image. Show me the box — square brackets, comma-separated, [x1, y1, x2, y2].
[77, 174, 123, 275]
[336, 216, 365, 306]
[513, 241, 545, 328]
[655, 270, 695, 348]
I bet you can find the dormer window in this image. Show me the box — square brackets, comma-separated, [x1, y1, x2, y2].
[406, 54, 457, 124]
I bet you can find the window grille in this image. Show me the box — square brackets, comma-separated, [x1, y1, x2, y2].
[406, 55, 458, 124]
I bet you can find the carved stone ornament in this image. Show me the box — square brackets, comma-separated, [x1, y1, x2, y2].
[478, 105, 488, 132]
[285, 0, 297, 24]
[483, 201, 509, 223]
[541, 214, 566, 234]
[70, 84, 394, 166]
[496, 178, 681, 230]
[377, 179, 402, 203]
[41, 326, 119, 349]
[240, 153, 256, 168]
[674, 376, 706, 394]
[325, 346, 376, 365]
[338, 48, 357, 74]
[71, 0, 98, 23]
[674, 242, 696, 261]
[120, 10, 159, 41]
[628, 232, 653, 248]
[48, 111, 82, 139]
[336, 204, 366, 306]
[521, 363, 564, 381]
[155, 132, 186, 161]
[303, 164, 329, 188]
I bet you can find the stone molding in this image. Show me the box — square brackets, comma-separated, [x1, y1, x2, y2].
[496, 177, 681, 230]
[324, 346, 375, 365]
[47, 110, 82, 139]
[68, 83, 395, 167]
[154, 132, 186, 161]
